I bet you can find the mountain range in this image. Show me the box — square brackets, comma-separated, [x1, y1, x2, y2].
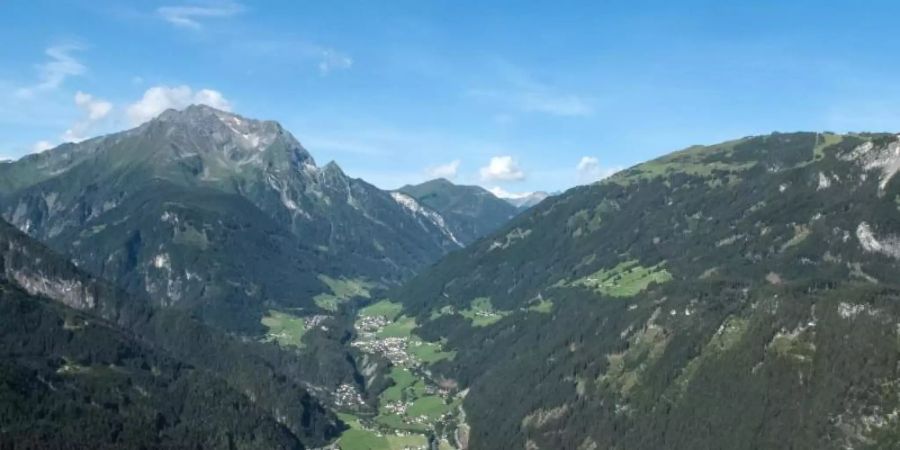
[0, 105, 502, 335]
[4, 106, 900, 449]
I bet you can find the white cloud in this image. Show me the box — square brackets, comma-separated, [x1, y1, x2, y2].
[61, 91, 113, 143]
[32, 140, 54, 153]
[426, 160, 460, 179]
[576, 156, 599, 172]
[15, 44, 86, 98]
[576, 156, 621, 184]
[74, 91, 112, 120]
[157, 1, 244, 29]
[33, 91, 113, 149]
[480, 155, 525, 182]
[126, 85, 232, 125]
[488, 186, 534, 199]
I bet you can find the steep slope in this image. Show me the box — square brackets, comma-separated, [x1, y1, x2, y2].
[391, 132, 900, 449]
[0, 105, 460, 332]
[0, 218, 342, 447]
[0, 284, 306, 449]
[397, 178, 518, 244]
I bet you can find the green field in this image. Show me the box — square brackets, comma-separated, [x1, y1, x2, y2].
[346, 297, 462, 447]
[314, 275, 375, 311]
[408, 340, 455, 364]
[459, 297, 510, 327]
[337, 413, 428, 450]
[428, 305, 455, 321]
[526, 298, 554, 314]
[360, 299, 404, 320]
[380, 367, 419, 402]
[376, 315, 417, 338]
[407, 395, 451, 420]
[610, 139, 756, 185]
[572, 260, 672, 297]
[260, 310, 307, 348]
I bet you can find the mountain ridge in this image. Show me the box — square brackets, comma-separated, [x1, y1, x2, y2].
[0, 105, 465, 333]
[397, 178, 519, 245]
[389, 131, 900, 449]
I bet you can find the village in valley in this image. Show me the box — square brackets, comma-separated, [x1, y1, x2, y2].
[335, 299, 469, 450]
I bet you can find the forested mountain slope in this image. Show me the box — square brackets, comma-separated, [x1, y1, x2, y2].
[0, 218, 341, 447]
[398, 178, 519, 245]
[391, 132, 900, 449]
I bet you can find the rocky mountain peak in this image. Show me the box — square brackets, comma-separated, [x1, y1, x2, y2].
[149, 104, 313, 166]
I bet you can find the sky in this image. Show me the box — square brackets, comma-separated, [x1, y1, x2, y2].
[4, 1, 900, 195]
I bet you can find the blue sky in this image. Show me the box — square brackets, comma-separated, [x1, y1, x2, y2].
[3, 1, 900, 194]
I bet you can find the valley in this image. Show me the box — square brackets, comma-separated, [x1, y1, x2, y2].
[8, 4, 900, 449]
[4, 107, 900, 450]
[329, 299, 465, 449]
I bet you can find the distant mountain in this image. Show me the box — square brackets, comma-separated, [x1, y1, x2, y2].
[0, 105, 462, 333]
[493, 190, 550, 210]
[391, 132, 900, 449]
[0, 218, 340, 448]
[397, 178, 519, 244]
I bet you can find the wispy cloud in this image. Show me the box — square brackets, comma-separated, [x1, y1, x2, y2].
[31, 90, 114, 151]
[126, 85, 232, 125]
[468, 61, 593, 117]
[469, 87, 593, 117]
[234, 38, 353, 75]
[157, 0, 244, 29]
[480, 155, 525, 182]
[15, 44, 86, 98]
[61, 91, 113, 143]
[426, 160, 460, 180]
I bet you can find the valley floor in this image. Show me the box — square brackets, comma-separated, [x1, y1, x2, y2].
[336, 300, 466, 450]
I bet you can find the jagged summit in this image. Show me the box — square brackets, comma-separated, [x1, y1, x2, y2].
[0, 105, 466, 332]
[147, 104, 314, 168]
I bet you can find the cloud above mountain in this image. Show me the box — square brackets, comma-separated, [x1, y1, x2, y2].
[126, 85, 232, 125]
[61, 91, 112, 143]
[576, 156, 620, 183]
[426, 160, 461, 179]
[480, 155, 525, 181]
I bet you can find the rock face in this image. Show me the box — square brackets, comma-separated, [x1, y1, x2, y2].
[0, 105, 461, 331]
[393, 132, 900, 449]
[397, 178, 520, 245]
